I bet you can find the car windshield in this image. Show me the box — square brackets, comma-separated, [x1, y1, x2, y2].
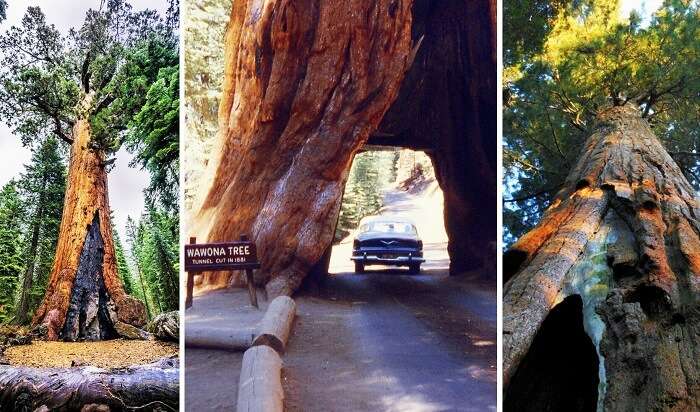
[359, 221, 417, 235]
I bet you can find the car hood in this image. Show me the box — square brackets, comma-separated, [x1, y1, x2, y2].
[355, 231, 419, 242]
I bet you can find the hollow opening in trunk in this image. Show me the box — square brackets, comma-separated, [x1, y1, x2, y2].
[327, 148, 449, 276]
[61, 212, 118, 341]
[505, 295, 599, 412]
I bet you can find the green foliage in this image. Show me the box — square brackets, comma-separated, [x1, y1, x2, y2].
[113, 225, 135, 295]
[336, 151, 399, 241]
[503, 0, 700, 245]
[0, 181, 25, 322]
[0, 2, 180, 323]
[125, 209, 178, 316]
[0, 1, 168, 152]
[123, 44, 179, 212]
[17, 137, 66, 321]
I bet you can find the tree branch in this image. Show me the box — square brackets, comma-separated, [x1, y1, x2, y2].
[504, 185, 561, 203]
[81, 51, 92, 93]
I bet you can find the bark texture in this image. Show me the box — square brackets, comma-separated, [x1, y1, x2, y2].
[503, 104, 700, 410]
[0, 357, 178, 410]
[32, 119, 146, 340]
[189, 0, 414, 295]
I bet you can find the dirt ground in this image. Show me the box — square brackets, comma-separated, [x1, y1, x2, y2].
[185, 288, 269, 411]
[4, 339, 178, 368]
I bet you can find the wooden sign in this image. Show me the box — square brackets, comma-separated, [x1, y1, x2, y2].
[184, 241, 260, 272]
[185, 235, 261, 309]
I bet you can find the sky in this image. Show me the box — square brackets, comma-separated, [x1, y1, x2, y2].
[621, 0, 664, 25]
[0, 0, 170, 242]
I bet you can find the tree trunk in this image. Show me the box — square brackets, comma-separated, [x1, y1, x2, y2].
[503, 104, 700, 411]
[16, 189, 44, 325]
[0, 357, 178, 410]
[32, 118, 146, 341]
[189, 0, 413, 296]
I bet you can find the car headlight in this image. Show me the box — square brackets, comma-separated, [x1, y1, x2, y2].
[417, 240, 423, 249]
[353, 239, 360, 249]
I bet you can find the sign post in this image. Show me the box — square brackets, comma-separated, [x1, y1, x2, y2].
[184, 234, 261, 308]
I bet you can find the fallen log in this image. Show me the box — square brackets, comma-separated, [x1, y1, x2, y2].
[237, 346, 283, 412]
[185, 325, 255, 351]
[0, 357, 179, 411]
[252, 296, 296, 354]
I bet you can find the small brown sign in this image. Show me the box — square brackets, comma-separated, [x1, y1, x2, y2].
[184, 241, 260, 272]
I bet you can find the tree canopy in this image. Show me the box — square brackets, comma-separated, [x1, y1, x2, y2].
[503, 0, 700, 244]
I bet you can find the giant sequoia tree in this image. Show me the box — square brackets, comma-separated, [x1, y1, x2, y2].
[0, 2, 172, 340]
[189, 0, 496, 295]
[503, 1, 700, 410]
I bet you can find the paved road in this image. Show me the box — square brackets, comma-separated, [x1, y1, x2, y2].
[284, 184, 496, 411]
[283, 269, 497, 412]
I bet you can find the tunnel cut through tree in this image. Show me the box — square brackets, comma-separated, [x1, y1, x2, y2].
[189, 0, 497, 296]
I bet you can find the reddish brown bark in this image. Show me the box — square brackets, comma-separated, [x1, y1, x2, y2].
[503, 105, 700, 410]
[189, 0, 414, 296]
[32, 118, 146, 340]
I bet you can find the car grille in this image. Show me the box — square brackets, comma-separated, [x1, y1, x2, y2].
[359, 239, 418, 248]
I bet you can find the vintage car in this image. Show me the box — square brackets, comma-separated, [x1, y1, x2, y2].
[351, 216, 424, 274]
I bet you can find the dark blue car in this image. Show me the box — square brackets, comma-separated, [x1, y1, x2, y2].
[351, 216, 424, 274]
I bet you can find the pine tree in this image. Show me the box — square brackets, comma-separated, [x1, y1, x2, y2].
[15, 136, 66, 324]
[0, 181, 25, 322]
[125, 216, 153, 319]
[0, 2, 177, 340]
[113, 226, 135, 295]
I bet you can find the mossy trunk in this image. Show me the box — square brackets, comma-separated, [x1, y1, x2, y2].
[32, 119, 146, 341]
[503, 104, 700, 411]
[188, 0, 413, 296]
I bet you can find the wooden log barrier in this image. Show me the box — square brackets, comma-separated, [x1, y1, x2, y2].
[237, 345, 283, 412]
[185, 325, 255, 351]
[252, 296, 296, 354]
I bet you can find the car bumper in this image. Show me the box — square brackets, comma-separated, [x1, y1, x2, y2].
[351, 253, 425, 266]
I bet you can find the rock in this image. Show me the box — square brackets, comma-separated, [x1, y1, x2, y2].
[113, 321, 151, 340]
[148, 311, 179, 342]
[7, 336, 31, 346]
[71, 358, 87, 367]
[30, 324, 48, 340]
[115, 295, 147, 328]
